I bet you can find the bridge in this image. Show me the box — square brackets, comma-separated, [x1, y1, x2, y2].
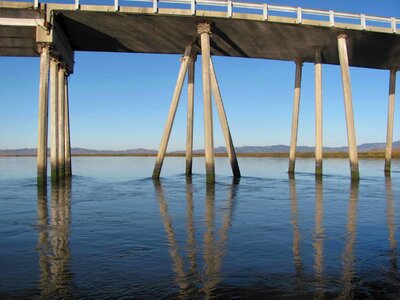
[1, 0, 399, 183]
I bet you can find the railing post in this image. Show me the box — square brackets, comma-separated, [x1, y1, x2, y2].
[329, 10, 335, 27]
[153, 0, 158, 13]
[391, 18, 396, 33]
[262, 4, 268, 21]
[191, 0, 195, 15]
[114, 0, 119, 11]
[34, 0, 39, 9]
[297, 7, 302, 24]
[361, 14, 366, 30]
[74, 0, 79, 10]
[227, 0, 232, 18]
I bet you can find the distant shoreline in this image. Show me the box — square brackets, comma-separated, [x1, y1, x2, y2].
[1, 152, 399, 159]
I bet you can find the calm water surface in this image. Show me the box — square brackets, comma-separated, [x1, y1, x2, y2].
[0, 157, 399, 299]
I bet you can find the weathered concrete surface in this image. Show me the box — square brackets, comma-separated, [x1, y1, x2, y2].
[0, 2, 399, 69]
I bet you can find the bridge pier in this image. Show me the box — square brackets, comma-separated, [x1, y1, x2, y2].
[57, 65, 66, 179]
[153, 45, 192, 179]
[37, 43, 50, 185]
[385, 68, 397, 176]
[315, 49, 323, 178]
[337, 34, 359, 181]
[64, 75, 72, 177]
[186, 52, 196, 176]
[198, 22, 215, 184]
[288, 58, 303, 176]
[209, 57, 241, 178]
[50, 57, 59, 181]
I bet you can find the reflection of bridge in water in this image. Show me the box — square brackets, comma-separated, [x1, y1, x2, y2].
[35, 177, 399, 297]
[2, 0, 399, 183]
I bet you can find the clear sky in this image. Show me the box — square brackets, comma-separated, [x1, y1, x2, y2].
[0, 0, 399, 151]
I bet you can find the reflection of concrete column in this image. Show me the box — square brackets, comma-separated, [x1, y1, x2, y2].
[289, 179, 304, 292]
[339, 182, 359, 300]
[209, 58, 241, 178]
[385, 69, 397, 176]
[37, 186, 50, 297]
[198, 22, 215, 183]
[315, 49, 323, 177]
[186, 53, 196, 176]
[153, 181, 190, 295]
[37, 43, 50, 185]
[314, 179, 324, 299]
[385, 178, 397, 273]
[288, 59, 303, 175]
[153, 45, 192, 179]
[337, 34, 359, 181]
[185, 178, 198, 278]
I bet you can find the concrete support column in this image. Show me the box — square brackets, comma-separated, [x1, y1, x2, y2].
[209, 57, 241, 178]
[64, 74, 72, 177]
[37, 43, 50, 185]
[50, 58, 59, 180]
[186, 52, 196, 176]
[315, 49, 323, 177]
[57, 66, 66, 179]
[288, 58, 303, 175]
[337, 34, 359, 181]
[152, 45, 192, 179]
[385, 68, 397, 176]
[198, 22, 215, 183]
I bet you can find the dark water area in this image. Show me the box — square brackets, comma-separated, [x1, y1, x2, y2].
[0, 157, 399, 299]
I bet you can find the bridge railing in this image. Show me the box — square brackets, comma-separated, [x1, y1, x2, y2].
[30, 0, 400, 33]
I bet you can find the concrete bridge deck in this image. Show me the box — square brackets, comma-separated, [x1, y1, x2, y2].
[0, 1, 399, 69]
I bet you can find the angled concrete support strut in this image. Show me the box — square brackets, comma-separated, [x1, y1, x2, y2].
[198, 22, 215, 183]
[209, 57, 241, 178]
[186, 53, 196, 176]
[50, 58, 59, 180]
[337, 34, 359, 181]
[288, 59, 303, 175]
[37, 43, 50, 185]
[385, 68, 397, 176]
[152, 45, 192, 179]
[315, 49, 323, 177]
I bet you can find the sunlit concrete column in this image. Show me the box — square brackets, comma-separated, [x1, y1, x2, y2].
[37, 43, 50, 185]
[57, 65, 66, 179]
[64, 74, 72, 177]
[186, 52, 196, 176]
[198, 22, 215, 183]
[50, 57, 59, 180]
[209, 57, 241, 178]
[288, 58, 303, 175]
[152, 45, 192, 179]
[337, 34, 359, 181]
[385, 68, 397, 176]
[315, 49, 323, 177]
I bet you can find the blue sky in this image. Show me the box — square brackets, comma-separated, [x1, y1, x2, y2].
[0, 0, 399, 151]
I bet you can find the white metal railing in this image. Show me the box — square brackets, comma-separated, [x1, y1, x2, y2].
[31, 0, 399, 33]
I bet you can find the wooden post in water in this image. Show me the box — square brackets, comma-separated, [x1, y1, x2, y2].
[385, 68, 397, 176]
[288, 58, 303, 176]
[57, 66, 66, 179]
[315, 49, 323, 178]
[209, 57, 241, 178]
[153, 45, 192, 179]
[186, 51, 196, 176]
[64, 74, 72, 177]
[50, 58, 59, 181]
[37, 43, 50, 185]
[198, 22, 215, 183]
[337, 34, 359, 181]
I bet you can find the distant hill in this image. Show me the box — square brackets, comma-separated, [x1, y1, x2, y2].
[1, 141, 398, 156]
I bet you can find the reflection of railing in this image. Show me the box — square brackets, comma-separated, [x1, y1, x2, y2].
[30, 0, 400, 33]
